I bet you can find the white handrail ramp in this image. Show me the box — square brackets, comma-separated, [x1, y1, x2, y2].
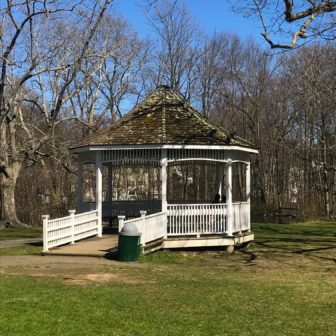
[42, 210, 100, 252]
[118, 211, 167, 246]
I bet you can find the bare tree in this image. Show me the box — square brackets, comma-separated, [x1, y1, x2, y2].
[195, 33, 232, 117]
[97, 15, 150, 123]
[279, 44, 336, 217]
[0, 0, 113, 227]
[147, 0, 202, 99]
[234, 1, 336, 49]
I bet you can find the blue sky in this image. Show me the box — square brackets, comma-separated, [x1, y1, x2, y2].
[114, 0, 265, 44]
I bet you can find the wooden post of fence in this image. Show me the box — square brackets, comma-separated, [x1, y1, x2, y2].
[118, 215, 125, 233]
[69, 210, 76, 244]
[42, 215, 50, 252]
[161, 149, 168, 213]
[246, 162, 251, 232]
[96, 151, 103, 238]
[225, 160, 233, 236]
[140, 210, 147, 246]
[163, 210, 168, 239]
[238, 204, 242, 235]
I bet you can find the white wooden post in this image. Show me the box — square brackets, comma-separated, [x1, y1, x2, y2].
[161, 149, 168, 213]
[96, 152, 103, 237]
[42, 215, 50, 252]
[140, 210, 147, 246]
[69, 210, 76, 244]
[118, 215, 125, 232]
[225, 160, 233, 236]
[77, 161, 82, 211]
[246, 162, 251, 232]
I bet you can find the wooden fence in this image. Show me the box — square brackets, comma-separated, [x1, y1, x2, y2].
[118, 211, 167, 246]
[42, 210, 100, 252]
[167, 202, 250, 236]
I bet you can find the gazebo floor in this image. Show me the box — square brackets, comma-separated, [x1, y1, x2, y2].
[164, 232, 254, 249]
[43, 232, 253, 257]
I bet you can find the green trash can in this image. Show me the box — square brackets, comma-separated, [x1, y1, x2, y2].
[118, 222, 141, 261]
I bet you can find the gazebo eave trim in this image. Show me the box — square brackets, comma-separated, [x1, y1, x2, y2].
[70, 144, 259, 154]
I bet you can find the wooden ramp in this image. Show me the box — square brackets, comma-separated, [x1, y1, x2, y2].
[43, 235, 118, 257]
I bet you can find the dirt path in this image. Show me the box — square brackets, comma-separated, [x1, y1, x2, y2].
[0, 255, 152, 285]
[0, 255, 144, 274]
[1, 240, 335, 286]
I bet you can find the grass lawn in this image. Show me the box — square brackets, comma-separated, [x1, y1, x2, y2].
[0, 227, 42, 256]
[0, 221, 335, 336]
[0, 227, 42, 240]
[0, 244, 42, 256]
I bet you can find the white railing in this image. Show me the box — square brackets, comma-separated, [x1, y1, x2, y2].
[232, 202, 250, 233]
[42, 210, 100, 252]
[167, 204, 227, 236]
[118, 211, 167, 246]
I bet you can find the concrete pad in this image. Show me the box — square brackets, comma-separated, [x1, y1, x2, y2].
[44, 235, 118, 257]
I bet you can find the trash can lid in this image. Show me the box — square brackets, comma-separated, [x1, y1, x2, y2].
[119, 222, 141, 236]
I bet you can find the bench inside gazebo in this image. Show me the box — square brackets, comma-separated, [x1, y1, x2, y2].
[42, 85, 258, 253]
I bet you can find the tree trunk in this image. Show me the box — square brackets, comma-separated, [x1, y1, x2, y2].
[0, 162, 25, 227]
[323, 142, 330, 218]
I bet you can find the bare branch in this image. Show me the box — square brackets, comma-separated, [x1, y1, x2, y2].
[241, 1, 336, 49]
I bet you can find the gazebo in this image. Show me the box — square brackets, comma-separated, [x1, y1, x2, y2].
[42, 85, 258, 252]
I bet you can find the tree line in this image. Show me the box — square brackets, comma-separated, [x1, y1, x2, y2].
[0, 0, 335, 226]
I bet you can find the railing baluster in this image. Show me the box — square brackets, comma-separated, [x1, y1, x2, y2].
[187, 205, 190, 234]
[173, 205, 176, 234]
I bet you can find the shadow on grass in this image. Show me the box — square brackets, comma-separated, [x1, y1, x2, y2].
[253, 224, 336, 239]
[239, 249, 257, 264]
[28, 241, 43, 247]
[254, 239, 336, 263]
[250, 222, 336, 263]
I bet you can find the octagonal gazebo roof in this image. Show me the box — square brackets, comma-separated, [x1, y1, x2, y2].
[71, 85, 255, 151]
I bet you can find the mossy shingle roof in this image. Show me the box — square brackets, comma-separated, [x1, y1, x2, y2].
[72, 85, 254, 149]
